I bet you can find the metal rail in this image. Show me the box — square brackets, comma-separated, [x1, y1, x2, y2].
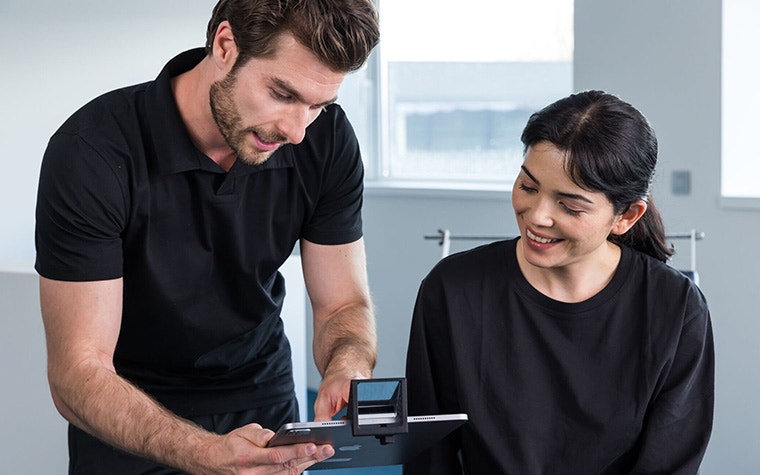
[424, 229, 705, 273]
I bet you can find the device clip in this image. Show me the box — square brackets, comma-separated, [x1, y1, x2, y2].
[347, 377, 409, 445]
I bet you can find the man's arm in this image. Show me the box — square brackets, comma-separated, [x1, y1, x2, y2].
[301, 238, 377, 421]
[39, 276, 333, 474]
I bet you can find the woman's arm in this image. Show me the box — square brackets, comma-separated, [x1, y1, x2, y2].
[630, 293, 715, 474]
[403, 274, 463, 475]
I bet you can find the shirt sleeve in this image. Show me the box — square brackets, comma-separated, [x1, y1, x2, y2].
[35, 131, 128, 281]
[299, 105, 364, 245]
[630, 285, 715, 474]
[403, 270, 464, 475]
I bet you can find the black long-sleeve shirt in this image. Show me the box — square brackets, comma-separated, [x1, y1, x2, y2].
[405, 238, 714, 474]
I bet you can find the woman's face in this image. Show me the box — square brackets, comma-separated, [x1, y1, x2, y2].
[512, 141, 627, 271]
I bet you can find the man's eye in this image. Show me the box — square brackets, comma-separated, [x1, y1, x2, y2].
[519, 183, 537, 193]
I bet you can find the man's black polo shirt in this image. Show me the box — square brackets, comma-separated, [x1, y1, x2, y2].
[35, 49, 364, 417]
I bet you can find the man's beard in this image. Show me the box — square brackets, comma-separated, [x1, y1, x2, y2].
[209, 71, 285, 166]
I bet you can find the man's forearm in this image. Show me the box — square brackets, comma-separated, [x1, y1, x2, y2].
[301, 238, 377, 420]
[50, 360, 220, 474]
[313, 302, 377, 379]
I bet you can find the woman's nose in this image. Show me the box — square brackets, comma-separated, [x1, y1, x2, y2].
[528, 197, 555, 227]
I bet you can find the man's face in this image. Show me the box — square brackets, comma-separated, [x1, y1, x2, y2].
[209, 33, 346, 166]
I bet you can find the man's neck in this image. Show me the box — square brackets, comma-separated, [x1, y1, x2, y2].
[171, 58, 237, 171]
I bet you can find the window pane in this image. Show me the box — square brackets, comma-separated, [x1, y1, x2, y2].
[722, 0, 760, 198]
[376, 0, 573, 185]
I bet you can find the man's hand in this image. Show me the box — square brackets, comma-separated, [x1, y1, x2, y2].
[196, 423, 335, 474]
[313, 369, 370, 421]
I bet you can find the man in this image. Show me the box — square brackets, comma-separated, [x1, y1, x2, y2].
[35, 0, 379, 473]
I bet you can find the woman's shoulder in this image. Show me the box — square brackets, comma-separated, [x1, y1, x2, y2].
[427, 239, 516, 282]
[622, 245, 709, 316]
[623, 245, 697, 285]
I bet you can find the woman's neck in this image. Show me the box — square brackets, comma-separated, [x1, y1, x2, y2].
[515, 240, 622, 303]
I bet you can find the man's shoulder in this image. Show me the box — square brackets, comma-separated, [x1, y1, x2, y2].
[57, 82, 151, 137]
[45, 81, 159, 170]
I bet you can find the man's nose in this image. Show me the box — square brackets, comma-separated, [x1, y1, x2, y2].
[278, 107, 318, 145]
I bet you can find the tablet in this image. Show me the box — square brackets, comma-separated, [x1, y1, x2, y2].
[267, 413, 467, 470]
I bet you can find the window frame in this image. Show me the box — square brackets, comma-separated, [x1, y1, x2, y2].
[339, 0, 574, 194]
[720, 0, 760, 208]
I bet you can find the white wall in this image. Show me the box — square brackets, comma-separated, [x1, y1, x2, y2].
[0, 0, 211, 267]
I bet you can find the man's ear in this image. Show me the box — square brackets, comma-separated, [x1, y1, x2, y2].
[611, 199, 648, 236]
[210, 20, 238, 70]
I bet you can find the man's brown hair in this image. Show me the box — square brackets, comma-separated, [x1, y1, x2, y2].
[206, 0, 379, 73]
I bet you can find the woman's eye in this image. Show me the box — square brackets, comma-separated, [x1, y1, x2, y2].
[519, 183, 537, 193]
[560, 203, 582, 216]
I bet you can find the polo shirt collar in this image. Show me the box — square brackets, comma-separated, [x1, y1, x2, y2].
[144, 48, 294, 177]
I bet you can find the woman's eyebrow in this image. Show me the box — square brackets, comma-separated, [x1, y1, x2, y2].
[556, 191, 594, 204]
[521, 165, 594, 204]
[520, 165, 539, 184]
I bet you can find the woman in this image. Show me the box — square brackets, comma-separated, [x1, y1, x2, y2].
[404, 91, 714, 474]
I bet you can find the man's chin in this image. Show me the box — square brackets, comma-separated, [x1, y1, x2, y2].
[238, 150, 274, 166]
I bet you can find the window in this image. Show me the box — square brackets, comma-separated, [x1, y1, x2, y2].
[339, 0, 574, 189]
[722, 0, 760, 201]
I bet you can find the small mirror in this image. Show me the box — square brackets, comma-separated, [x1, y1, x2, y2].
[355, 380, 402, 424]
[349, 378, 408, 441]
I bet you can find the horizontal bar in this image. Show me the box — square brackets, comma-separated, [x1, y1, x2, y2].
[424, 230, 705, 243]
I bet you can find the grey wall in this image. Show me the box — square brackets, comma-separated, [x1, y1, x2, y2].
[3, 0, 760, 473]
[0, 270, 68, 473]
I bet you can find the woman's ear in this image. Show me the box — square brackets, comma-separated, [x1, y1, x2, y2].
[611, 199, 648, 236]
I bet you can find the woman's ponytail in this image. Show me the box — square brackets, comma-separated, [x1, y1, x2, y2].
[609, 196, 673, 262]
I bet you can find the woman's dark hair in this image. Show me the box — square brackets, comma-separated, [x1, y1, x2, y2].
[520, 90, 673, 262]
[205, 0, 379, 73]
